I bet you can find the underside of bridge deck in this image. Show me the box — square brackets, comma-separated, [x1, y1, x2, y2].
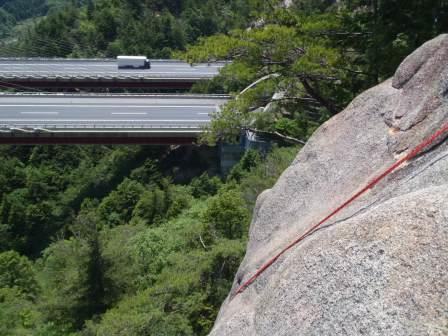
[0, 79, 197, 90]
[0, 135, 198, 145]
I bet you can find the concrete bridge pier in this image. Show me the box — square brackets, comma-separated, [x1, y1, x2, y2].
[219, 130, 272, 175]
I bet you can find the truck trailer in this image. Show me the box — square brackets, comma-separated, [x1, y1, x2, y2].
[117, 56, 151, 69]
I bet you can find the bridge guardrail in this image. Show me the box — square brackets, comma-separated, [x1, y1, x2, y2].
[0, 92, 231, 99]
[0, 74, 217, 80]
[0, 58, 229, 65]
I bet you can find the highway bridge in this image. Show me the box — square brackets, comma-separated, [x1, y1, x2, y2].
[0, 59, 225, 89]
[0, 93, 229, 144]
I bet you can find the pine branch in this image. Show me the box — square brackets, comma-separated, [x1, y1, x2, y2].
[300, 78, 340, 115]
[245, 127, 306, 145]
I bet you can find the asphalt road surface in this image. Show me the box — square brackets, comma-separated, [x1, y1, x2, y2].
[0, 94, 228, 130]
[0, 59, 224, 80]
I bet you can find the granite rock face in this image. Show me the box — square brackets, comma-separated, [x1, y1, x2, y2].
[209, 35, 448, 336]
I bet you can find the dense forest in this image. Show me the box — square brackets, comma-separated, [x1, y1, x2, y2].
[0, 0, 447, 335]
[0, 144, 298, 335]
[0, 0, 69, 38]
[0, 0, 253, 57]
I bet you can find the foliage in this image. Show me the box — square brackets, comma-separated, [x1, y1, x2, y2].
[99, 224, 144, 306]
[0, 0, 444, 334]
[0, 140, 297, 335]
[2, 0, 255, 58]
[180, 15, 347, 143]
[86, 200, 249, 335]
[38, 238, 98, 330]
[0, 8, 15, 38]
[180, 1, 447, 144]
[227, 149, 262, 182]
[203, 189, 250, 240]
[0, 251, 37, 298]
[236, 146, 299, 210]
[0, 0, 48, 21]
[0, 287, 41, 336]
[190, 173, 222, 198]
[98, 178, 146, 226]
[339, 0, 448, 83]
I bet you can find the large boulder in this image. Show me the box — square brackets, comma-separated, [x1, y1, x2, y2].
[210, 35, 448, 336]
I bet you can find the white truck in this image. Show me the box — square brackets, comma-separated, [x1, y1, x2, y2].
[117, 56, 151, 69]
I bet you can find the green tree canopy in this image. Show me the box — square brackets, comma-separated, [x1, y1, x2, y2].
[0, 251, 37, 298]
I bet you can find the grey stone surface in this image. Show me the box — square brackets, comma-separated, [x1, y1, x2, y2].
[209, 35, 448, 336]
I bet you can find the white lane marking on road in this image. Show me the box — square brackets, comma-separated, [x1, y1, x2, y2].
[197, 113, 210, 115]
[111, 113, 147, 115]
[20, 112, 59, 115]
[0, 105, 216, 108]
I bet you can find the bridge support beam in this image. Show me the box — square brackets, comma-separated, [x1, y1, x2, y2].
[0, 79, 197, 90]
[0, 135, 198, 145]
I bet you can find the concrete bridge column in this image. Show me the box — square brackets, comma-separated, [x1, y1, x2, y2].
[219, 130, 272, 175]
